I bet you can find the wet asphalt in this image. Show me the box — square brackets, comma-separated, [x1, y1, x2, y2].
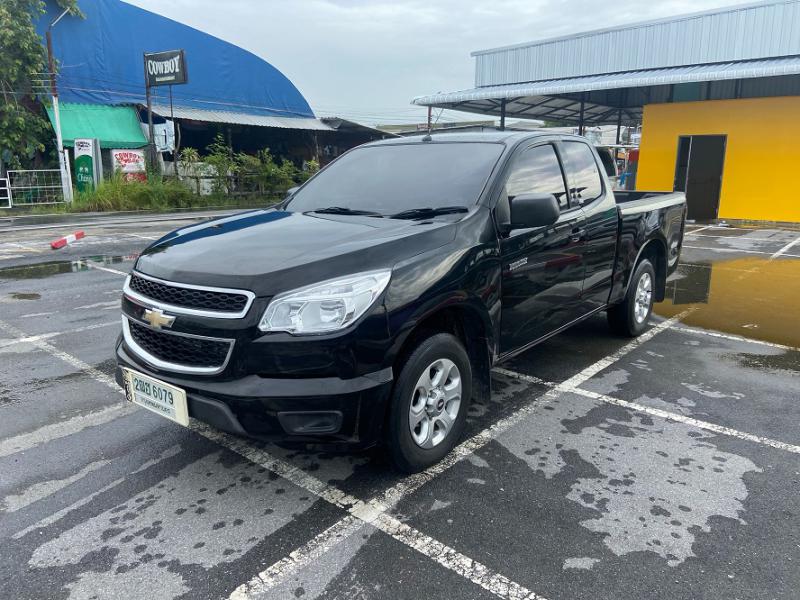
[0, 214, 798, 600]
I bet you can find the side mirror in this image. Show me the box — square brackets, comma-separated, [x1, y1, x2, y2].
[509, 193, 560, 230]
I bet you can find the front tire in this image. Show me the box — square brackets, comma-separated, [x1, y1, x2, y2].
[607, 258, 655, 337]
[387, 333, 472, 473]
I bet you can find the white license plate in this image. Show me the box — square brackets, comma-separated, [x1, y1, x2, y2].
[122, 368, 189, 427]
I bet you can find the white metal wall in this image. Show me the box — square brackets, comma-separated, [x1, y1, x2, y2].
[474, 1, 800, 86]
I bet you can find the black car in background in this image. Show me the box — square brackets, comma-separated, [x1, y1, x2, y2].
[116, 132, 686, 472]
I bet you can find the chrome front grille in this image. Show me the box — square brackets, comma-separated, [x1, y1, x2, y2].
[122, 317, 234, 375]
[124, 271, 255, 318]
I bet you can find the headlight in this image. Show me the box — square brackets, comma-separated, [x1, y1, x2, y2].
[258, 270, 391, 334]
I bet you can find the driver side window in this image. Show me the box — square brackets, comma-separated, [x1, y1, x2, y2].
[496, 144, 570, 226]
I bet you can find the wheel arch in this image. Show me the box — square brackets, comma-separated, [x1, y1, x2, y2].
[626, 237, 668, 302]
[387, 300, 494, 409]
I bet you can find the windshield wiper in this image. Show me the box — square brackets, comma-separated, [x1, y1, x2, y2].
[308, 206, 384, 217]
[389, 206, 469, 220]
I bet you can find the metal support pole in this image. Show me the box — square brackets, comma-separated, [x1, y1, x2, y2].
[578, 94, 585, 136]
[499, 99, 506, 131]
[427, 106, 432, 133]
[144, 54, 157, 175]
[616, 107, 623, 145]
[46, 10, 73, 203]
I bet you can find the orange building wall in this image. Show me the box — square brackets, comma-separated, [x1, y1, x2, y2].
[636, 97, 800, 223]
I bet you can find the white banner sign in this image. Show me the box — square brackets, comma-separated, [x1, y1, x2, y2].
[111, 149, 147, 182]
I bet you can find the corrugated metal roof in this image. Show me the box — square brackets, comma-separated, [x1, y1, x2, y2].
[150, 105, 333, 131]
[473, 0, 800, 86]
[414, 56, 800, 106]
[412, 57, 800, 125]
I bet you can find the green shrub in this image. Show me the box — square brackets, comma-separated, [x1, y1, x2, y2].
[70, 173, 194, 212]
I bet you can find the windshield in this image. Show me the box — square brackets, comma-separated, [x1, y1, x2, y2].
[285, 142, 504, 216]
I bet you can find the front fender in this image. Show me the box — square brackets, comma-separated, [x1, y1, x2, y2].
[382, 232, 501, 369]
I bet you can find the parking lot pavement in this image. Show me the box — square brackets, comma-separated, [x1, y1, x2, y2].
[0, 219, 798, 599]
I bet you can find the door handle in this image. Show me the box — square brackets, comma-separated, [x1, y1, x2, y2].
[570, 227, 585, 243]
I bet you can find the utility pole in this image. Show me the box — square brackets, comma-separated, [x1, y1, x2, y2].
[46, 7, 73, 203]
[427, 105, 432, 133]
[143, 54, 157, 174]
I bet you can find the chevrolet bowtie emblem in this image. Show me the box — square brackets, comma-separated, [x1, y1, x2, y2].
[143, 307, 175, 330]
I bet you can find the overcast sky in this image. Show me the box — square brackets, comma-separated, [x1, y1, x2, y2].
[127, 0, 755, 125]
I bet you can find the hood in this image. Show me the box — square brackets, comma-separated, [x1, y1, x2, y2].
[135, 208, 458, 295]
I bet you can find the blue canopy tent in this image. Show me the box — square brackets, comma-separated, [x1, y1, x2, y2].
[36, 0, 326, 133]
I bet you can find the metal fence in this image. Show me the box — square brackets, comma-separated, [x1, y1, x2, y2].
[6, 169, 65, 206]
[179, 174, 288, 199]
[0, 178, 10, 209]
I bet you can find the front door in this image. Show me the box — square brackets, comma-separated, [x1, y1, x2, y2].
[674, 135, 727, 221]
[498, 143, 587, 354]
[559, 139, 620, 312]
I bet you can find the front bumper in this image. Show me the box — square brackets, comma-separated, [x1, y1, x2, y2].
[115, 339, 394, 447]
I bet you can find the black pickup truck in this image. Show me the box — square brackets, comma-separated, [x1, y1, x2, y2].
[116, 132, 686, 471]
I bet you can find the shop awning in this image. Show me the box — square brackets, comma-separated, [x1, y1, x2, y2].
[45, 102, 149, 149]
[149, 105, 333, 131]
[411, 56, 800, 125]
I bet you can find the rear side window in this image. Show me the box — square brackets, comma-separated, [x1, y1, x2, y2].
[561, 141, 603, 203]
[504, 145, 569, 209]
[596, 147, 617, 178]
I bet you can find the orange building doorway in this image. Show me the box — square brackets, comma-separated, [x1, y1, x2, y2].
[673, 135, 727, 221]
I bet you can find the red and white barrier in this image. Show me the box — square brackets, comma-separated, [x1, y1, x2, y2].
[50, 230, 85, 250]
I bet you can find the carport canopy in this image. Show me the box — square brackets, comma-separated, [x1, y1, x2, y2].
[411, 56, 800, 129]
[45, 102, 149, 149]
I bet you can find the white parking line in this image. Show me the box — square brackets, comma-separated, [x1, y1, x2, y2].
[73, 300, 120, 311]
[196, 424, 545, 600]
[1, 312, 545, 600]
[685, 225, 715, 235]
[493, 364, 800, 455]
[569, 387, 800, 455]
[11, 444, 182, 539]
[8, 242, 44, 253]
[671, 324, 799, 353]
[770, 235, 800, 260]
[3, 459, 111, 513]
[83, 262, 129, 276]
[687, 233, 758, 239]
[229, 516, 365, 598]
[559, 310, 693, 386]
[0, 403, 133, 459]
[127, 233, 159, 241]
[682, 244, 800, 258]
[232, 312, 691, 598]
[0, 317, 132, 458]
[11, 295, 797, 599]
[0, 319, 118, 388]
[0, 320, 118, 349]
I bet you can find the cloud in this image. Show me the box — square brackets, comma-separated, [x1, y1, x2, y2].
[125, 0, 757, 124]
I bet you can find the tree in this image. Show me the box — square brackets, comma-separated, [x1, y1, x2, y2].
[0, 0, 80, 169]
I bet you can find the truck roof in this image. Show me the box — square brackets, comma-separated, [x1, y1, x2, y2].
[365, 131, 587, 147]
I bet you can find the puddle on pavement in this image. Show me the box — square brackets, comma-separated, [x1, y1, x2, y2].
[655, 257, 800, 348]
[8, 292, 41, 300]
[499, 393, 762, 567]
[0, 254, 137, 281]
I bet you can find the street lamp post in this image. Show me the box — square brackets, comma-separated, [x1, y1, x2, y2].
[46, 7, 73, 203]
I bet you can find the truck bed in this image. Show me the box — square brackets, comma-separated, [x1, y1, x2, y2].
[607, 190, 687, 306]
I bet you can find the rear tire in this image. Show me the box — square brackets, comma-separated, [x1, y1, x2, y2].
[607, 258, 655, 337]
[387, 333, 471, 473]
